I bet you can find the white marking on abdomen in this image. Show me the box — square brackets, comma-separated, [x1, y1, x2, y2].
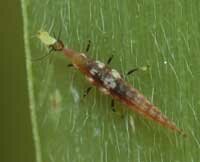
[96, 61, 105, 68]
[103, 76, 117, 89]
[111, 69, 121, 79]
[90, 68, 98, 75]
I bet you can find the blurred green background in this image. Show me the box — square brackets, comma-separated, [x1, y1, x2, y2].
[1, 0, 35, 162]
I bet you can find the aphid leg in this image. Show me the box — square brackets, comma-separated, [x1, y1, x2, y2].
[126, 65, 150, 75]
[67, 63, 74, 67]
[85, 40, 91, 52]
[31, 48, 54, 61]
[48, 45, 56, 53]
[83, 87, 92, 98]
[106, 55, 114, 65]
[111, 99, 116, 112]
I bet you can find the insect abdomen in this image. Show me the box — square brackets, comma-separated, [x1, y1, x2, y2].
[116, 83, 185, 135]
[78, 55, 186, 136]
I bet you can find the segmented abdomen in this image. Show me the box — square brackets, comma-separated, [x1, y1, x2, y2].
[81, 56, 185, 135]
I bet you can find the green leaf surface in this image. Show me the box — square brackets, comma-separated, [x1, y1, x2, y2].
[21, 0, 200, 162]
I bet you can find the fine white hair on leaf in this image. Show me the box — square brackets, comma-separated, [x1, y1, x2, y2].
[70, 85, 80, 103]
[50, 89, 62, 110]
[129, 116, 135, 133]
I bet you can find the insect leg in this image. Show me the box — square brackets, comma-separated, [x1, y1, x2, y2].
[85, 40, 91, 52]
[111, 99, 125, 118]
[126, 65, 150, 75]
[31, 47, 55, 62]
[83, 87, 92, 97]
[67, 63, 74, 67]
[111, 99, 116, 112]
[106, 55, 114, 65]
[126, 68, 139, 75]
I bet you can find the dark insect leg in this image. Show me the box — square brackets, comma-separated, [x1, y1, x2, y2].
[83, 87, 92, 98]
[126, 68, 139, 75]
[111, 99, 116, 112]
[126, 65, 150, 75]
[67, 63, 74, 67]
[85, 40, 91, 52]
[110, 99, 126, 118]
[107, 55, 114, 65]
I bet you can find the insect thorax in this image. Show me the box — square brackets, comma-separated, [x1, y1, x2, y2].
[86, 60, 139, 101]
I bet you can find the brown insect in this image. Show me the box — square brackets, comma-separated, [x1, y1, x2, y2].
[37, 31, 186, 137]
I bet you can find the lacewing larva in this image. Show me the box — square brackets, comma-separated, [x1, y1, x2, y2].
[36, 31, 186, 137]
